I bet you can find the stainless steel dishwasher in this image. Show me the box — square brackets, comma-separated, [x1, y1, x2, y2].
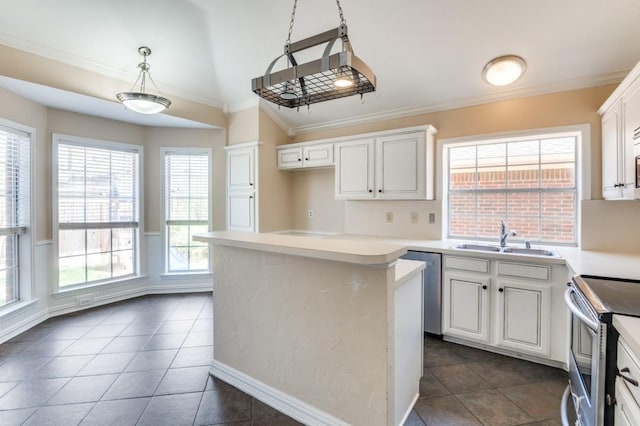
[400, 251, 442, 336]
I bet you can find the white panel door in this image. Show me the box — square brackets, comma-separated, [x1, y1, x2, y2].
[335, 139, 375, 200]
[443, 273, 490, 343]
[495, 279, 551, 356]
[227, 147, 256, 191]
[376, 132, 426, 200]
[277, 147, 302, 169]
[227, 193, 255, 231]
[303, 143, 334, 167]
[602, 105, 622, 199]
[622, 78, 640, 198]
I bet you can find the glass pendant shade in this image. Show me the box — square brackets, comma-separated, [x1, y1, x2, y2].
[117, 46, 171, 114]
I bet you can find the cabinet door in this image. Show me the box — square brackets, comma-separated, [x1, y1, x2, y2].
[602, 105, 622, 199]
[622, 79, 640, 198]
[277, 147, 302, 169]
[375, 132, 426, 200]
[303, 143, 334, 167]
[442, 273, 490, 343]
[335, 139, 375, 200]
[495, 279, 551, 356]
[227, 193, 255, 231]
[616, 377, 640, 426]
[227, 147, 256, 191]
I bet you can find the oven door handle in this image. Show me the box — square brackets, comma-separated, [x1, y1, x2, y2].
[564, 287, 599, 331]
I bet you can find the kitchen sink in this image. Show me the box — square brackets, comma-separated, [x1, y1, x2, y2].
[502, 247, 558, 257]
[452, 243, 559, 257]
[452, 243, 502, 252]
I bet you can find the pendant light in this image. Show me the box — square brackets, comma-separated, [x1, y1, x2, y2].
[117, 46, 172, 114]
[252, 0, 376, 109]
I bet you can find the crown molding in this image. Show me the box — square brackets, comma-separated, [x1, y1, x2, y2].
[289, 71, 627, 136]
[258, 101, 295, 137]
[224, 97, 260, 114]
[0, 34, 226, 109]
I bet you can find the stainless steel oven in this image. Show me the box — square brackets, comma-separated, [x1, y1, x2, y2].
[562, 275, 640, 426]
[635, 154, 640, 200]
[564, 284, 608, 426]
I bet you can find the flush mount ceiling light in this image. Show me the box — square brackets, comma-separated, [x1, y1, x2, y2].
[117, 46, 171, 114]
[482, 55, 527, 86]
[252, 0, 376, 109]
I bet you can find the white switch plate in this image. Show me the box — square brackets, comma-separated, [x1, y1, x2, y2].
[385, 212, 393, 223]
[308, 210, 314, 218]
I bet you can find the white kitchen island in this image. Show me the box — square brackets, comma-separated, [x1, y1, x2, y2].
[193, 231, 425, 426]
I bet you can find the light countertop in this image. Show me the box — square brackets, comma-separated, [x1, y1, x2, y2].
[614, 315, 640, 357]
[193, 231, 407, 265]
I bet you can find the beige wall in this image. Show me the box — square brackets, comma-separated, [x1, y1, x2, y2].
[227, 106, 259, 145]
[292, 168, 344, 233]
[287, 85, 640, 250]
[143, 127, 226, 232]
[0, 45, 226, 128]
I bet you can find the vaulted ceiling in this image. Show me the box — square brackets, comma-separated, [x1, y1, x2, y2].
[1, 0, 640, 133]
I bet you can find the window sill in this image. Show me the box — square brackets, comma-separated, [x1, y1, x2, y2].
[160, 272, 212, 280]
[0, 299, 39, 317]
[53, 275, 147, 297]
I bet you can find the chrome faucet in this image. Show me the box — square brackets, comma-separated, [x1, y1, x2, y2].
[499, 220, 517, 248]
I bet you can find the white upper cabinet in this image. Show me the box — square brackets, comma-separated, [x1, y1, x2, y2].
[227, 145, 256, 192]
[599, 60, 640, 200]
[277, 143, 334, 169]
[334, 138, 375, 199]
[335, 126, 437, 200]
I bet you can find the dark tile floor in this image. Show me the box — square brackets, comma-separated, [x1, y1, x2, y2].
[0, 293, 567, 425]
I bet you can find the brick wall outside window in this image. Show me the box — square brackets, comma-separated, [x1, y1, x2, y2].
[447, 136, 577, 244]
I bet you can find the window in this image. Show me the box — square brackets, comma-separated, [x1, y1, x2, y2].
[162, 149, 210, 273]
[54, 135, 141, 288]
[0, 123, 30, 307]
[446, 131, 578, 245]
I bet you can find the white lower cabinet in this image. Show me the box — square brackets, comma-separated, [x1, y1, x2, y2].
[443, 255, 564, 363]
[443, 273, 490, 343]
[495, 278, 551, 356]
[616, 377, 640, 425]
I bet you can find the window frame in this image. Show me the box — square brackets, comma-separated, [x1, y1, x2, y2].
[438, 124, 590, 247]
[0, 118, 34, 311]
[160, 147, 212, 275]
[52, 133, 144, 292]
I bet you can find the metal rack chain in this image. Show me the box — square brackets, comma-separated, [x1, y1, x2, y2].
[286, 0, 298, 44]
[286, 0, 347, 44]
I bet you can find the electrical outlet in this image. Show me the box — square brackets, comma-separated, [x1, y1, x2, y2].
[429, 213, 436, 224]
[308, 209, 314, 218]
[385, 212, 393, 223]
[75, 296, 93, 307]
[410, 212, 419, 224]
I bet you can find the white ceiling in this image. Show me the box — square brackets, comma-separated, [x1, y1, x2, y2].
[1, 0, 640, 132]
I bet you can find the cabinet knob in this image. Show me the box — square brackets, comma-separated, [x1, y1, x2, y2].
[498, 288, 504, 293]
[378, 189, 382, 193]
[249, 195, 253, 199]
[298, 158, 302, 161]
[482, 285, 487, 290]
[249, 182, 253, 186]
[305, 158, 309, 161]
[368, 189, 372, 193]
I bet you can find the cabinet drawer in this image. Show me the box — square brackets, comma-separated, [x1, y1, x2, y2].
[618, 339, 640, 406]
[616, 376, 640, 425]
[444, 256, 489, 273]
[497, 262, 550, 281]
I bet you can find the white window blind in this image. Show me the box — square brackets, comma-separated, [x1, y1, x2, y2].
[57, 139, 139, 287]
[164, 151, 210, 273]
[0, 125, 30, 307]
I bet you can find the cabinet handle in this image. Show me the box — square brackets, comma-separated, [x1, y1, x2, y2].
[619, 367, 639, 387]
[498, 288, 504, 293]
[482, 285, 487, 290]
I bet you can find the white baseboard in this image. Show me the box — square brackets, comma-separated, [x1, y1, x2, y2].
[398, 393, 419, 426]
[209, 360, 351, 426]
[0, 309, 49, 343]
